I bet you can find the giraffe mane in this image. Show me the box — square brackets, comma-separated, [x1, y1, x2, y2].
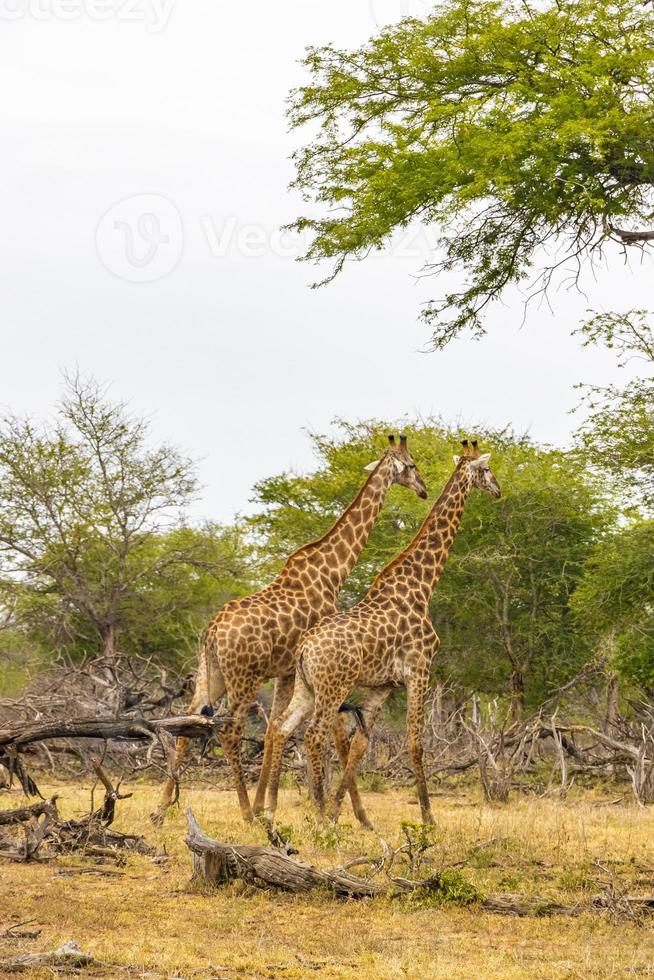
[369, 464, 463, 588]
[280, 450, 392, 567]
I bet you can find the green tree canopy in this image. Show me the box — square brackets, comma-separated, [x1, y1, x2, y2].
[571, 309, 654, 694]
[575, 309, 654, 510]
[432, 440, 612, 714]
[0, 375, 252, 664]
[572, 520, 654, 692]
[288, 0, 654, 346]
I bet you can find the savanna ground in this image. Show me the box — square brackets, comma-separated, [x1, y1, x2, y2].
[1, 774, 654, 979]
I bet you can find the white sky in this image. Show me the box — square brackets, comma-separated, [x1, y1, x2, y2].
[1, 0, 651, 521]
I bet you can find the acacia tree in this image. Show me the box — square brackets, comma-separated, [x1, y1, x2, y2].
[288, 0, 654, 346]
[0, 375, 251, 663]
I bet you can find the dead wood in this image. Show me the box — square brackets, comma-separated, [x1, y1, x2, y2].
[0, 765, 155, 863]
[0, 748, 42, 798]
[0, 940, 101, 973]
[0, 712, 227, 750]
[0, 653, 235, 784]
[184, 807, 384, 897]
[0, 796, 58, 826]
[0, 801, 59, 861]
[0, 919, 41, 940]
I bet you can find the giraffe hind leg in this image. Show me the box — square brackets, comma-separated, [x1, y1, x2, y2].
[329, 686, 392, 829]
[252, 674, 295, 816]
[331, 714, 373, 831]
[305, 700, 343, 819]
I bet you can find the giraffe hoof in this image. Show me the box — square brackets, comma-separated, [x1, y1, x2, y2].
[149, 806, 167, 827]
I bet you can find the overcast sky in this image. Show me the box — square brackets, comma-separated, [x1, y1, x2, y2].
[1, 0, 651, 521]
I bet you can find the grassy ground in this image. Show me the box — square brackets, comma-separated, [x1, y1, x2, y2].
[1, 776, 654, 979]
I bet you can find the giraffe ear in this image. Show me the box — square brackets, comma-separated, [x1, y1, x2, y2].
[470, 453, 491, 469]
[363, 459, 380, 472]
[453, 455, 461, 465]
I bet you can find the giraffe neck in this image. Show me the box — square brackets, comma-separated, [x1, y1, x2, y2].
[369, 464, 472, 609]
[280, 454, 397, 589]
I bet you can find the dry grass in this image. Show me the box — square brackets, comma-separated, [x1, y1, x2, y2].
[1, 776, 654, 979]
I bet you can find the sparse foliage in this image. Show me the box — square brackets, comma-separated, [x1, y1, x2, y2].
[0, 375, 251, 664]
[287, 0, 654, 346]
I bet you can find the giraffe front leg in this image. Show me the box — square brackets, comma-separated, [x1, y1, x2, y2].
[150, 651, 224, 826]
[406, 669, 434, 825]
[252, 674, 295, 816]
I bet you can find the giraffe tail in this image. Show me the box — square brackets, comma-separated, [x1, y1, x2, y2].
[338, 701, 366, 734]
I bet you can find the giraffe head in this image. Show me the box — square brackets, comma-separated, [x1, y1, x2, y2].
[453, 439, 501, 498]
[365, 434, 428, 499]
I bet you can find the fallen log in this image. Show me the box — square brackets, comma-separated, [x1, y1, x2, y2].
[184, 807, 384, 898]
[0, 712, 228, 749]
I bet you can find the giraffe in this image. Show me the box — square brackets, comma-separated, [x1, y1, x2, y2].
[150, 434, 428, 825]
[263, 440, 501, 828]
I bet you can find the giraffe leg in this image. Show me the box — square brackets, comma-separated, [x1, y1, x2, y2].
[406, 670, 434, 825]
[330, 686, 392, 829]
[331, 716, 370, 826]
[252, 674, 295, 816]
[220, 680, 264, 823]
[265, 674, 314, 819]
[305, 703, 340, 818]
[150, 651, 225, 826]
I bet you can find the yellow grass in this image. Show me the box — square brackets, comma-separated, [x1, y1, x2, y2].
[1, 777, 654, 979]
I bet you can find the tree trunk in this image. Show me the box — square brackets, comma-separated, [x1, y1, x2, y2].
[510, 671, 525, 721]
[603, 673, 621, 737]
[101, 624, 117, 660]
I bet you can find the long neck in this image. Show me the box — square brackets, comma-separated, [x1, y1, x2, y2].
[280, 454, 398, 589]
[369, 464, 472, 608]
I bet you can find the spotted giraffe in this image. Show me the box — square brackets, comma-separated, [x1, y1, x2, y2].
[151, 435, 427, 824]
[263, 440, 501, 828]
